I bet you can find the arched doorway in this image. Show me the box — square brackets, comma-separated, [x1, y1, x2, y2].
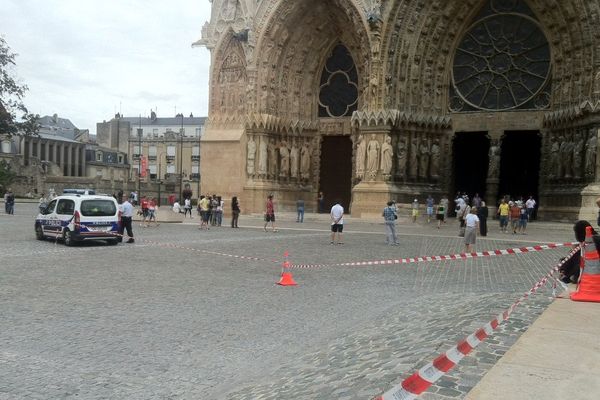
[452, 132, 490, 200]
[498, 131, 541, 201]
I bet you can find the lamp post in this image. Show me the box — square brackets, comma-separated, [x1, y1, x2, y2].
[137, 114, 142, 200]
[179, 114, 184, 202]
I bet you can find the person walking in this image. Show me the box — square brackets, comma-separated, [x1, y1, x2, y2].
[318, 191, 325, 213]
[231, 196, 240, 228]
[147, 198, 158, 226]
[198, 195, 210, 230]
[383, 201, 399, 245]
[183, 197, 192, 218]
[525, 195, 536, 221]
[478, 201, 488, 236]
[119, 198, 135, 243]
[464, 207, 479, 253]
[411, 198, 419, 223]
[497, 199, 509, 233]
[426, 195, 434, 223]
[296, 198, 305, 223]
[330, 199, 344, 244]
[38, 193, 48, 213]
[5, 189, 15, 215]
[440, 195, 449, 223]
[518, 204, 528, 234]
[264, 194, 277, 232]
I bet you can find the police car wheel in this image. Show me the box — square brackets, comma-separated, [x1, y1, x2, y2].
[63, 229, 75, 246]
[35, 224, 44, 240]
[107, 239, 119, 245]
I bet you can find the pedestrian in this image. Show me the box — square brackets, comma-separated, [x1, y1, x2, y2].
[509, 201, 520, 234]
[518, 204, 528, 234]
[216, 196, 224, 226]
[38, 193, 48, 213]
[382, 201, 399, 245]
[436, 201, 445, 229]
[426, 195, 434, 223]
[478, 201, 488, 236]
[330, 199, 344, 245]
[183, 197, 192, 218]
[148, 197, 158, 226]
[411, 198, 419, 223]
[472, 193, 482, 208]
[497, 199, 509, 233]
[140, 196, 149, 227]
[440, 195, 449, 223]
[318, 191, 325, 213]
[525, 196, 536, 221]
[231, 196, 240, 228]
[209, 195, 218, 226]
[118, 198, 135, 243]
[198, 195, 210, 230]
[296, 198, 305, 223]
[464, 207, 479, 253]
[264, 194, 277, 232]
[5, 189, 14, 215]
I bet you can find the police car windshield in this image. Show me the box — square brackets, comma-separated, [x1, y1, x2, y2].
[80, 200, 117, 217]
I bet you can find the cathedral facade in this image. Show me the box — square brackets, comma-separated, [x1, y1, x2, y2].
[197, 0, 600, 220]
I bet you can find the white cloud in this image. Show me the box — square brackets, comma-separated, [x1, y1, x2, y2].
[1, 0, 212, 133]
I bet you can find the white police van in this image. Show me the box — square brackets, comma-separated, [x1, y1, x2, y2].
[35, 194, 121, 246]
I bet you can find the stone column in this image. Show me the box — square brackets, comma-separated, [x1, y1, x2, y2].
[485, 130, 503, 208]
[28, 138, 34, 165]
[36, 139, 41, 161]
[67, 144, 73, 176]
[44, 140, 50, 161]
[74, 145, 80, 176]
[80, 146, 86, 178]
[52, 143, 58, 163]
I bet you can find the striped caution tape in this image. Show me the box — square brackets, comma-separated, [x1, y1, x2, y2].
[374, 245, 580, 400]
[290, 242, 576, 269]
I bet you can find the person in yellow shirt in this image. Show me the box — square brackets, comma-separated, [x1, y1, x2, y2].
[497, 199, 510, 233]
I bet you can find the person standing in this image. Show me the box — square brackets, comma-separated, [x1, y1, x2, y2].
[231, 196, 240, 228]
[440, 195, 449, 223]
[5, 189, 14, 215]
[525, 196, 536, 221]
[518, 204, 528, 234]
[296, 198, 305, 223]
[198, 195, 210, 230]
[216, 196, 224, 226]
[38, 193, 48, 213]
[147, 198, 158, 227]
[330, 199, 344, 245]
[318, 192, 325, 213]
[382, 201, 399, 245]
[509, 201, 520, 234]
[411, 198, 419, 223]
[497, 199, 509, 233]
[264, 194, 277, 232]
[436, 201, 445, 229]
[140, 196, 149, 227]
[478, 201, 488, 236]
[183, 198, 192, 218]
[119, 198, 135, 243]
[464, 207, 479, 253]
[426, 195, 434, 223]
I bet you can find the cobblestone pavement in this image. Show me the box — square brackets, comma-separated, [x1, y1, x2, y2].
[0, 204, 575, 399]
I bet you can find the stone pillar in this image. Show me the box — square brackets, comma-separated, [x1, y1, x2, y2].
[52, 143, 58, 163]
[28, 138, 34, 165]
[44, 141, 50, 161]
[74, 145, 80, 176]
[36, 139, 41, 161]
[80, 146, 86, 177]
[485, 130, 503, 208]
[66, 144, 73, 176]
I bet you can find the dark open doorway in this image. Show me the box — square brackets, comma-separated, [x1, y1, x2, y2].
[452, 132, 490, 199]
[319, 135, 353, 213]
[498, 131, 541, 201]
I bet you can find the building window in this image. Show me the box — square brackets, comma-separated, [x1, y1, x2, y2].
[195, 127, 201, 137]
[153, 128, 158, 134]
[96, 151, 102, 162]
[166, 164, 176, 174]
[118, 155, 124, 164]
[133, 145, 141, 157]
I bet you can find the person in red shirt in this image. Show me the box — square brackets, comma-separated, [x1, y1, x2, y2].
[263, 194, 277, 232]
[509, 202, 521, 234]
[140, 197, 149, 227]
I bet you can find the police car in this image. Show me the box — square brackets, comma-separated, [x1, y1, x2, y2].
[34, 194, 121, 245]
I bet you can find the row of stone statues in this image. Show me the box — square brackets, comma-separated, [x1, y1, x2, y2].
[355, 134, 442, 181]
[246, 135, 312, 180]
[548, 130, 597, 180]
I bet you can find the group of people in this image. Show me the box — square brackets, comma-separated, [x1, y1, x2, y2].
[139, 196, 159, 227]
[197, 194, 225, 230]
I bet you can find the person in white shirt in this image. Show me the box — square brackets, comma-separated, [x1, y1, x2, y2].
[119, 199, 135, 243]
[183, 198, 192, 218]
[173, 200, 183, 214]
[330, 200, 344, 245]
[464, 207, 480, 253]
[525, 196, 536, 220]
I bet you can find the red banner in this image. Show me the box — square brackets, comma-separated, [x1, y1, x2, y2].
[141, 156, 148, 177]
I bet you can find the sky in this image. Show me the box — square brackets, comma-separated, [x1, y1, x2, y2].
[1, 0, 213, 134]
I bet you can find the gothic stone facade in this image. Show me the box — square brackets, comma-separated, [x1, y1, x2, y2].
[198, 0, 600, 220]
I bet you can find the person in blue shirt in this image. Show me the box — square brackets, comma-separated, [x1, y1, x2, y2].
[383, 201, 399, 245]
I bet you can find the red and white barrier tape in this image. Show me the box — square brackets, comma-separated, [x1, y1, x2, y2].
[291, 242, 575, 269]
[374, 245, 580, 400]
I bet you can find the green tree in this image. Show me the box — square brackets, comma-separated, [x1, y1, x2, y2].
[0, 160, 16, 196]
[0, 36, 39, 136]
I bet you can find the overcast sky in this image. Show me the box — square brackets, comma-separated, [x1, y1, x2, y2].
[2, 0, 212, 134]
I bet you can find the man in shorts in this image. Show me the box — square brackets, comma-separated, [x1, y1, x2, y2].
[330, 199, 344, 244]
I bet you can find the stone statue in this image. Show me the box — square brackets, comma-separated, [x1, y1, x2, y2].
[380, 135, 393, 177]
[418, 138, 430, 179]
[549, 135, 560, 179]
[300, 141, 311, 180]
[290, 140, 299, 179]
[246, 135, 256, 176]
[268, 138, 277, 178]
[430, 139, 440, 179]
[258, 136, 268, 176]
[488, 142, 500, 178]
[585, 131, 597, 177]
[355, 134, 366, 179]
[366, 134, 380, 179]
[559, 135, 572, 178]
[573, 135, 584, 179]
[279, 141, 290, 178]
[396, 136, 407, 179]
[408, 137, 418, 179]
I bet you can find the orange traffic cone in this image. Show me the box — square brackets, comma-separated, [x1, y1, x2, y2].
[277, 251, 297, 286]
[571, 226, 600, 302]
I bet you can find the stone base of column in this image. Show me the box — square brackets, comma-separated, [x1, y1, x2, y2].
[578, 183, 600, 222]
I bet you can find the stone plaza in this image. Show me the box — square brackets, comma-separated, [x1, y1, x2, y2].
[0, 203, 577, 399]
